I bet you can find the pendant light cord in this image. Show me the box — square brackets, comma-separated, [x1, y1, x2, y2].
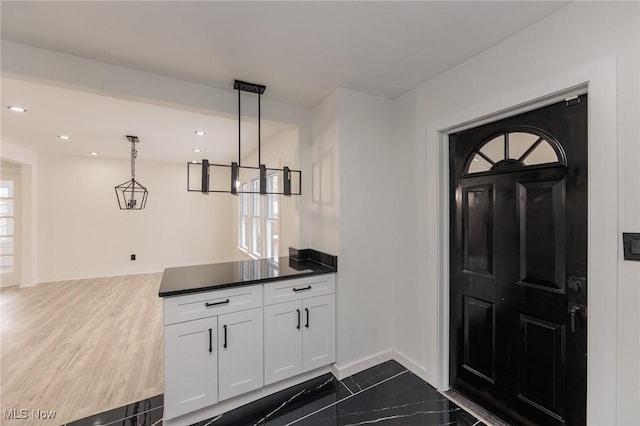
[258, 92, 261, 167]
[236, 83, 263, 168]
[130, 140, 137, 181]
[238, 87, 241, 167]
[130, 140, 137, 207]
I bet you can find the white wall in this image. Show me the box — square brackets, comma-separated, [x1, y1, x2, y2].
[4, 5, 638, 421]
[337, 89, 396, 372]
[37, 153, 236, 282]
[1, 41, 314, 283]
[310, 88, 398, 376]
[1, 40, 314, 249]
[392, 2, 639, 424]
[310, 91, 340, 255]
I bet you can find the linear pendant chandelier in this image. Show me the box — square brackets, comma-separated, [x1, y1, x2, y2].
[187, 80, 301, 196]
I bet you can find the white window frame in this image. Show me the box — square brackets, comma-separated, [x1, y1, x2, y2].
[238, 173, 279, 260]
[0, 175, 19, 286]
[239, 182, 249, 251]
[264, 173, 279, 261]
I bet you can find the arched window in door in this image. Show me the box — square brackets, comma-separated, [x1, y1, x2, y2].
[466, 129, 566, 175]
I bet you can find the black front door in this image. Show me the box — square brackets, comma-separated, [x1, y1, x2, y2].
[449, 96, 588, 425]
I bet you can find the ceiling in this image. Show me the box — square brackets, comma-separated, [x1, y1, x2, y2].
[1, 1, 570, 108]
[1, 78, 286, 164]
[1, 2, 569, 163]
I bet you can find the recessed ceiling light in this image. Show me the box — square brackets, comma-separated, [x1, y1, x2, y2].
[193, 148, 201, 153]
[58, 135, 71, 140]
[7, 106, 27, 113]
[195, 131, 206, 136]
[191, 160, 198, 164]
[89, 152, 99, 156]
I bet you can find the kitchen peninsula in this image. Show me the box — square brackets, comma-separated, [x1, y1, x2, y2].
[158, 249, 337, 426]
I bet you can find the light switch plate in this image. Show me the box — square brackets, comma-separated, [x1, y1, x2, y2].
[622, 233, 640, 261]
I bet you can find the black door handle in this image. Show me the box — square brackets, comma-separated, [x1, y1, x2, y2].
[296, 309, 301, 329]
[223, 324, 228, 348]
[208, 328, 212, 353]
[568, 304, 586, 333]
[293, 286, 312, 292]
[305, 308, 309, 328]
[205, 299, 230, 307]
[569, 306, 580, 333]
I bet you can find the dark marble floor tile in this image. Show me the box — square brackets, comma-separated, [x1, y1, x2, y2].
[71, 363, 486, 426]
[290, 371, 481, 426]
[103, 406, 163, 426]
[67, 395, 163, 426]
[195, 374, 350, 426]
[456, 409, 485, 426]
[341, 359, 407, 394]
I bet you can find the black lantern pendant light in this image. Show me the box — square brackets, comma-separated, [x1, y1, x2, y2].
[115, 135, 148, 210]
[187, 80, 301, 196]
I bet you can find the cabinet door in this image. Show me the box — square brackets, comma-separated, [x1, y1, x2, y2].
[264, 300, 303, 385]
[164, 316, 218, 419]
[218, 308, 264, 401]
[302, 294, 336, 372]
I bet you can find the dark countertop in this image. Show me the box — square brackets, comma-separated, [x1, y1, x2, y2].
[159, 255, 337, 297]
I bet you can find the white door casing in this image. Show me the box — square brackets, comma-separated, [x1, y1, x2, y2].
[429, 56, 619, 424]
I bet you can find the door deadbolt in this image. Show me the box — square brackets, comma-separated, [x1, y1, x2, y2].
[567, 276, 586, 292]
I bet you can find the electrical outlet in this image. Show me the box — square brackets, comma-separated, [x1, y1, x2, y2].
[623, 233, 640, 261]
[131, 254, 136, 261]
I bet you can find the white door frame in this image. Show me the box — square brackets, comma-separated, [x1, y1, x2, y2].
[429, 55, 619, 425]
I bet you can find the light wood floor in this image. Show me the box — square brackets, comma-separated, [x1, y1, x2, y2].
[0, 273, 163, 425]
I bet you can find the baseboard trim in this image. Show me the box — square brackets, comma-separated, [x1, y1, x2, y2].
[330, 350, 393, 380]
[392, 350, 430, 383]
[36, 269, 164, 286]
[328, 350, 431, 383]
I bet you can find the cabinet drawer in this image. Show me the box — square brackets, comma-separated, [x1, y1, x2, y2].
[264, 275, 335, 306]
[164, 284, 262, 325]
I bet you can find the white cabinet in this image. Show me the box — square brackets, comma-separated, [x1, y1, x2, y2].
[218, 308, 263, 401]
[264, 301, 303, 384]
[163, 285, 262, 420]
[302, 295, 335, 372]
[264, 275, 335, 306]
[164, 284, 262, 325]
[163, 274, 335, 423]
[164, 316, 218, 419]
[264, 293, 335, 386]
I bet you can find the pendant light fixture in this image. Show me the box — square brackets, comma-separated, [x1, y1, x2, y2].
[115, 135, 149, 210]
[187, 80, 301, 196]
